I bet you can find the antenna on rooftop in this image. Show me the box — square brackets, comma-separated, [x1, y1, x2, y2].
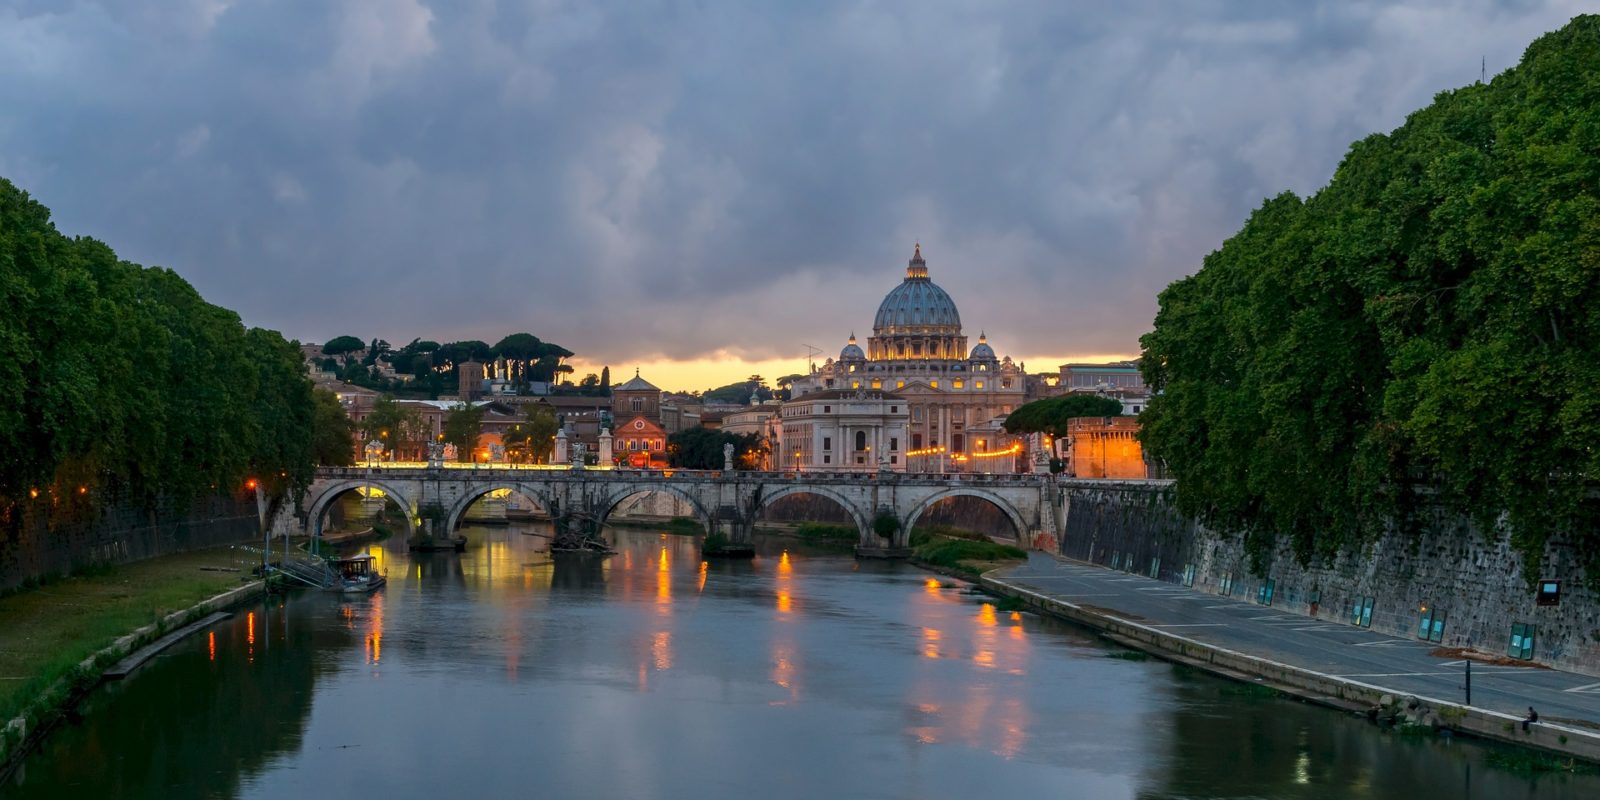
[1481, 56, 1486, 84]
[801, 344, 823, 374]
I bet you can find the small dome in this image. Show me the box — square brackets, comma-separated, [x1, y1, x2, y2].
[969, 332, 996, 361]
[840, 333, 865, 361]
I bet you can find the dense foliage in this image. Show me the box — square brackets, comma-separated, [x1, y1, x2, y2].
[666, 427, 767, 470]
[333, 333, 576, 398]
[1002, 394, 1123, 436]
[502, 406, 559, 464]
[441, 404, 486, 462]
[0, 177, 315, 505]
[1139, 17, 1600, 580]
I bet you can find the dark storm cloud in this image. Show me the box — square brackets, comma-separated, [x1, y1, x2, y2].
[0, 0, 1585, 362]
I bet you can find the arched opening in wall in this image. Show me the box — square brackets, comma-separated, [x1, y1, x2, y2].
[312, 485, 416, 545]
[603, 489, 708, 536]
[447, 486, 550, 533]
[755, 490, 866, 545]
[907, 494, 1024, 545]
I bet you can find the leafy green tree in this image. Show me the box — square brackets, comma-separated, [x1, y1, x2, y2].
[361, 396, 424, 460]
[323, 335, 364, 355]
[1139, 16, 1600, 582]
[503, 406, 559, 464]
[1003, 394, 1123, 437]
[310, 389, 355, 466]
[442, 403, 486, 462]
[666, 427, 764, 469]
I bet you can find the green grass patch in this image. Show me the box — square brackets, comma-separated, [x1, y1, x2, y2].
[912, 538, 1026, 577]
[908, 525, 989, 547]
[1484, 749, 1598, 775]
[0, 548, 248, 723]
[609, 516, 704, 535]
[795, 523, 858, 542]
[1104, 650, 1151, 661]
[992, 595, 1026, 612]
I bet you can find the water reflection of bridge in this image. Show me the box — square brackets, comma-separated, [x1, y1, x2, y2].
[281, 466, 1067, 554]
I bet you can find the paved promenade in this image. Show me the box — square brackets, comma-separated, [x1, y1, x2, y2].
[995, 555, 1600, 730]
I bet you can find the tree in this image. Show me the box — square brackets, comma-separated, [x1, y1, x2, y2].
[323, 335, 364, 355]
[600, 366, 611, 391]
[309, 388, 355, 466]
[442, 403, 487, 462]
[1138, 16, 1600, 582]
[503, 406, 558, 463]
[1003, 394, 1124, 437]
[666, 427, 764, 469]
[0, 175, 317, 506]
[361, 396, 424, 460]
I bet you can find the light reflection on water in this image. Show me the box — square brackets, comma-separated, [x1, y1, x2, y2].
[5, 523, 1599, 800]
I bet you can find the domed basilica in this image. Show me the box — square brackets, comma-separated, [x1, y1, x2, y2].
[786, 245, 1026, 470]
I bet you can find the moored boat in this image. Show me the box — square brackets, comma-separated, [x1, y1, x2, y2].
[332, 554, 386, 593]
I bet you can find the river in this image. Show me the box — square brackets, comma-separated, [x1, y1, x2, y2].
[6, 525, 1597, 799]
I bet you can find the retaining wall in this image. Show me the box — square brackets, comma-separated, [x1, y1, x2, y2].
[1059, 481, 1600, 677]
[0, 493, 260, 593]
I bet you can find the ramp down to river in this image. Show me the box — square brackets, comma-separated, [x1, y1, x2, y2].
[103, 612, 231, 680]
[981, 558, 1600, 765]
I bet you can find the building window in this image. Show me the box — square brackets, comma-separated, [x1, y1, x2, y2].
[896, 380, 905, 389]
[851, 381, 861, 389]
[890, 437, 899, 451]
[975, 380, 985, 389]
[930, 380, 939, 389]
[913, 407, 923, 421]
[871, 379, 882, 389]
[952, 434, 964, 452]
[823, 405, 831, 413]
[890, 406, 898, 413]
[953, 379, 964, 389]
[912, 433, 923, 449]
[890, 456, 898, 464]
[823, 455, 831, 464]
[855, 431, 867, 451]
[631, 397, 643, 412]
[823, 437, 832, 451]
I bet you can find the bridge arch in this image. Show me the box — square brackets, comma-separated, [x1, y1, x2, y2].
[902, 487, 1030, 548]
[596, 483, 715, 535]
[754, 484, 871, 544]
[442, 482, 552, 533]
[305, 478, 419, 540]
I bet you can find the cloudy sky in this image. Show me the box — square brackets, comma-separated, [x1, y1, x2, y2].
[0, 0, 1585, 390]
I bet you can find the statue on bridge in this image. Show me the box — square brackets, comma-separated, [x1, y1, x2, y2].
[723, 442, 735, 471]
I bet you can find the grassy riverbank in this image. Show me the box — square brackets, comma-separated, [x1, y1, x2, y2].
[909, 527, 1027, 577]
[607, 516, 704, 535]
[0, 548, 251, 723]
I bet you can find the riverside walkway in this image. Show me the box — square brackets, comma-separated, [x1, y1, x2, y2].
[987, 554, 1600, 759]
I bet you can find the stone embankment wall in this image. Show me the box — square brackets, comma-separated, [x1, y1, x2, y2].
[0, 494, 260, 592]
[1060, 481, 1600, 676]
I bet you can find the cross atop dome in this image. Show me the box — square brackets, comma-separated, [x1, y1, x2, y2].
[906, 242, 929, 279]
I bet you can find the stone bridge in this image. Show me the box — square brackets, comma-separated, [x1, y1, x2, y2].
[279, 466, 1067, 554]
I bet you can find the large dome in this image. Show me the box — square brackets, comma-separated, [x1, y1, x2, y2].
[872, 245, 962, 333]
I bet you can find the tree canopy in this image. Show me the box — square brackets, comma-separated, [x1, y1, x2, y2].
[1003, 394, 1123, 436]
[323, 335, 364, 355]
[0, 176, 315, 505]
[666, 427, 767, 470]
[1138, 16, 1600, 581]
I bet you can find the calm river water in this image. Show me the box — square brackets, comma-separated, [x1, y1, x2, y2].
[6, 526, 1598, 799]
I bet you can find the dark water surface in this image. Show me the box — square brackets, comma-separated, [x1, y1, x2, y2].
[7, 526, 1597, 799]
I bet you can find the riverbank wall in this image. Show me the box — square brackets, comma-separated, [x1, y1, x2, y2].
[1053, 480, 1600, 677]
[0, 580, 263, 777]
[978, 570, 1600, 765]
[0, 492, 260, 593]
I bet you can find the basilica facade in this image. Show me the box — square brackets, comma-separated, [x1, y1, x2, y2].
[788, 245, 1027, 470]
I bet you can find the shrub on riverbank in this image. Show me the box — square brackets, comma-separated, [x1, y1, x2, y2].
[912, 538, 1026, 577]
[908, 526, 989, 547]
[795, 523, 857, 542]
[609, 516, 704, 535]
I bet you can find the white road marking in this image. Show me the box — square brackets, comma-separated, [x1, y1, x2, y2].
[1148, 623, 1228, 628]
[1352, 639, 1425, 648]
[1564, 681, 1600, 694]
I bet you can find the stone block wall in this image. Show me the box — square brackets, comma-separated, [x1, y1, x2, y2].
[0, 493, 260, 592]
[1059, 481, 1600, 677]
